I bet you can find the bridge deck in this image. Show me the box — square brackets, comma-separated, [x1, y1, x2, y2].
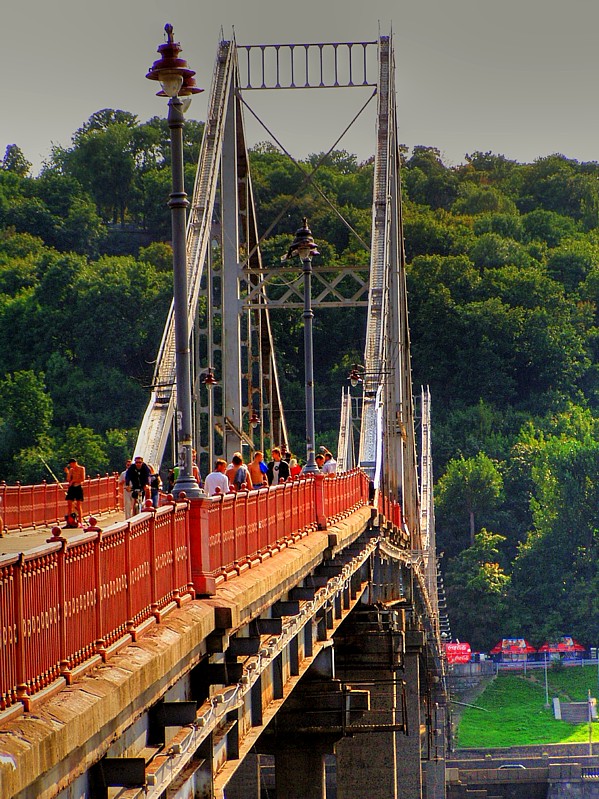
[0, 505, 373, 799]
[0, 508, 126, 554]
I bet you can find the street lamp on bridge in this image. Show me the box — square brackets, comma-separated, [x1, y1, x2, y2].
[282, 219, 320, 474]
[348, 363, 364, 388]
[146, 24, 203, 498]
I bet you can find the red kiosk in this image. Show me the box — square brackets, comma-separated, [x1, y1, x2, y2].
[490, 638, 537, 663]
[538, 637, 586, 661]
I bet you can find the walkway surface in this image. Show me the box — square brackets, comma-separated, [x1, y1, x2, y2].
[0, 509, 126, 555]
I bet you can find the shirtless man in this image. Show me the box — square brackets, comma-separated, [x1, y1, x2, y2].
[226, 452, 253, 491]
[248, 451, 267, 488]
[65, 458, 86, 519]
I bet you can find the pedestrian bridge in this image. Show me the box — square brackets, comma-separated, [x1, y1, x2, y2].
[0, 472, 444, 798]
[0, 29, 447, 799]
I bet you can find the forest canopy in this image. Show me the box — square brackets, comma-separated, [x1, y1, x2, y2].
[3, 113, 599, 648]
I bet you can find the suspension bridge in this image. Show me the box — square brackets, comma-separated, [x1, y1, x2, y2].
[0, 32, 448, 799]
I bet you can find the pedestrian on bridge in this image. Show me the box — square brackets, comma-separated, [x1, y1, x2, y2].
[118, 459, 133, 518]
[192, 449, 201, 486]
[148, 464, 162, 508]
[322, 450, 337, 476]
[267, 447, 290, 485]
[205, 459, 230, 496]
[248, 451, 267, 488]
[226, 453, 253, 491]
[65, 458, 86, 524]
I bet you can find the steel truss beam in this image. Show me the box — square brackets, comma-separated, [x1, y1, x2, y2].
[242, 265, 369, 309]
[238, 41, 378, 90]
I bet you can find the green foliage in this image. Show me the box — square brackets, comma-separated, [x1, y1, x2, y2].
[6, 111, 599, 655]
[56, 425, 108, 476]
[452, 183, 517, 216]
[522, 209, 580, 247]
[0, 369, 52, 457]
[445, 530, 510, 650]
[2, 144, 31, 177]
[104, 428, 138, 472]
[436, 454, 503, 549]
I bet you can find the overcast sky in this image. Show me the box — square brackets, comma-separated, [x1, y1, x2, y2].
[4, 0, 599, 174]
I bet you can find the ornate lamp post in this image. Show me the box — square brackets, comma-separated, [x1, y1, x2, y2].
[282, 219, 320, 473]
[249, 411, 261, 430]
[348, 363, 365, 388]
[146, 24, 203, 498]
[201, 368, 218, 470]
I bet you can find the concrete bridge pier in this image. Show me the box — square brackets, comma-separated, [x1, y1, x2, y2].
[423, 703, 448, 799]
[223, 753, 260, 798]
[333, 606, 407, 799]
[274, 744, 328, 799]
[396, 627, 425, 798]
[240, 643, 369, 799]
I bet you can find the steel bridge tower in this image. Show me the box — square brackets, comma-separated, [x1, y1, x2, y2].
[134, 30, 436, 633]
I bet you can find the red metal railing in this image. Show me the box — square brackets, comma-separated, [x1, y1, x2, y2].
[189, 470, 369, 594]
[379, 492, 404, 530]
[322, 469, 371, 523]
[0, 501, 191, 716]
[0, 469, 371, 717]
[0, 474, 120, 533]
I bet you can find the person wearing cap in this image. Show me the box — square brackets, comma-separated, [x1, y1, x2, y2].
[125, 455, 151, 514]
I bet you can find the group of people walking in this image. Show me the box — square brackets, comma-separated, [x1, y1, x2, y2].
[107, 444, 338, 517]
[63, 444, 337, 526]
[203, 446, 337, 496]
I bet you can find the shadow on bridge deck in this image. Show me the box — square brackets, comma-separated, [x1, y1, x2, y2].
[0, 508, 126, 555]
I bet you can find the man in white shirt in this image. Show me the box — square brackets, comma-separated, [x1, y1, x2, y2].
[322, 451, 337, 476]
[204, 459, 231, 496]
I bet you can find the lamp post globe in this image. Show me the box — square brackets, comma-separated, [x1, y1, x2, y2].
[283, 219, 320, 474]
[146, 24, 204, 498]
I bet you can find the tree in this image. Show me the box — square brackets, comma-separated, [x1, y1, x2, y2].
[546, 240, 599, 293]
[403, 208, 475, 261]
[1, 145, 31, 177]
[470, 233, 531, 270]
[405, 146, 459, 209]
[55, 424, 108, 477]
[30, 172, 105, 255]
[452, 184, 516, 216]
[436, 453, 503, 547]
[445, 530, 510, 650]
[0, 371, 53, 478]
[51, 110, 138, 223]
[521, 209, 579, 247]
[506, 426, 599, 641]
[473, 213, 524, 241]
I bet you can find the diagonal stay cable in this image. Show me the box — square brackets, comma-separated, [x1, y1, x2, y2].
[236, 88, 376, 262]
[238, 89, 374, 254]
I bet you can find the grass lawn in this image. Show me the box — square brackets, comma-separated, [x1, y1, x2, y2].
[455, 665, 599, 748]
